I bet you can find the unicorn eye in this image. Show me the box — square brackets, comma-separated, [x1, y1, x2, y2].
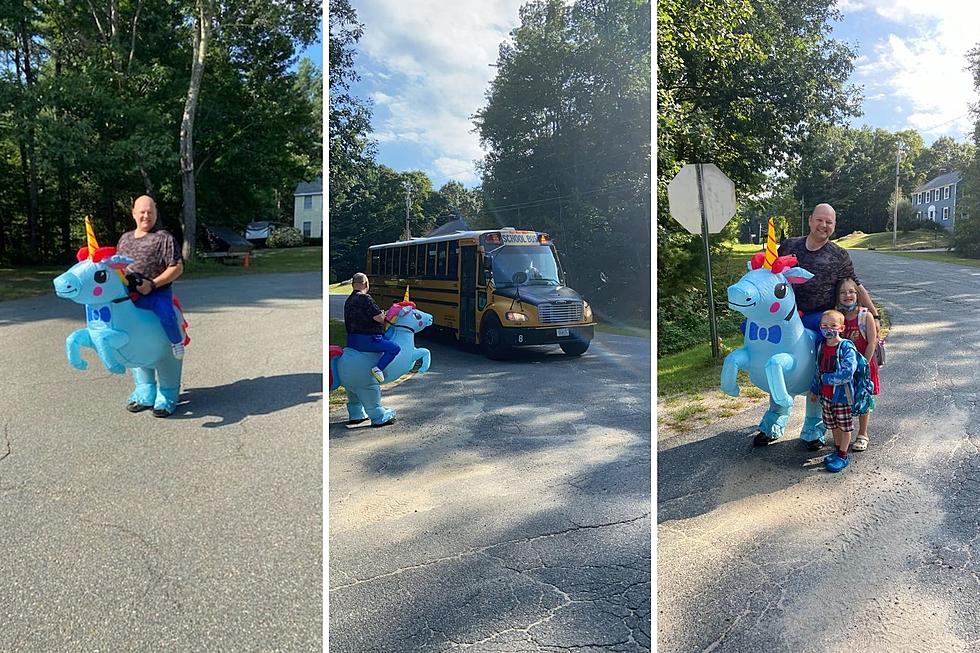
[94, 270, 108, 284]
[774, 283, 787, 299]
[413, 312, 421, 320]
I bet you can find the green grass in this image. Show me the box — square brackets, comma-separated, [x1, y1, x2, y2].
[329, 282, 352, 294]
[835, 229, 951, 251]
[594, 321, 649, 338]
[328, 319, 347, 405]
[0, 246, 322, 302]
[658, 342, 732, 397]
[875, 250, 980, 267]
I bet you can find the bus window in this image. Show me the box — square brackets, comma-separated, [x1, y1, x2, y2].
[371, 250, 380, 274]
[447, 242, 458, 277]
[416, 244, 425, 276]
[437, 242, 447, 277]
[408, 246, 417, 277]
[386, 248, 394, 276]
[428, 245, 437, 277]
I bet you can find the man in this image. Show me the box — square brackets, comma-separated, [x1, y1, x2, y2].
[344, 273, 399, 382]
[116, 195, 185, 361]
[777, 203, 879, 332]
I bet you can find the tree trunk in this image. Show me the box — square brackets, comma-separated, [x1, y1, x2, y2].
[179, 0, 210, 260]
[17, 21, 41, 262]
[55, 57, 72, 260]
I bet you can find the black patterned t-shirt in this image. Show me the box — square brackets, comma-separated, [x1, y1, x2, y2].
[777, 237, 860, 314]
[116, 228, 182, 285]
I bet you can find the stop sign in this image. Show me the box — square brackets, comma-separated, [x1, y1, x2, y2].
[667, 164, 736, 234]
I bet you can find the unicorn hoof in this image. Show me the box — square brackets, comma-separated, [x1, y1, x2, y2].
[371, 417, 396, 428]
[753, 432, 778, 446]
[346, 417, 369, 426]
[126, 401, 152, 413]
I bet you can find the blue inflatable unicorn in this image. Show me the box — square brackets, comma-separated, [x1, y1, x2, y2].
[721, 241, 826, 447]
[329, 297, 432, 427]
[53, 224, 187, 418]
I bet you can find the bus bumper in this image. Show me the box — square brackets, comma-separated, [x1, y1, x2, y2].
[500, 324, 595, 347]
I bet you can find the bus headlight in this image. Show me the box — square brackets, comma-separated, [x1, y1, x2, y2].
[506, 311, 528, 322]
[583, 302, 593, 321]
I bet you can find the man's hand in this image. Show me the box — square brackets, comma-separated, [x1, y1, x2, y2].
[135, 278, 154, 295]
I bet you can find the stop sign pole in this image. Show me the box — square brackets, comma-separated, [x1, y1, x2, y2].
[667, 163, 737, 359]
[695, 164, 720, 358]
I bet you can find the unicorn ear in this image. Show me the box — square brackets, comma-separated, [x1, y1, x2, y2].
[782, 267, 814, 284]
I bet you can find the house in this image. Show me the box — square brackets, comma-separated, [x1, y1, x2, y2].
[293, 177, 323, 239]
[911, 171, 963, 231]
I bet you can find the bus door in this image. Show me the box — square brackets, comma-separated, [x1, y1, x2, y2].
[459, 245, 478, 343]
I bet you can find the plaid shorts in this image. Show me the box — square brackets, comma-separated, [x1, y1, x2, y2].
[821, 396, 853, 432]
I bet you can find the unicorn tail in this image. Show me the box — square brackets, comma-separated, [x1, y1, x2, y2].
[328, 345, 343, 392]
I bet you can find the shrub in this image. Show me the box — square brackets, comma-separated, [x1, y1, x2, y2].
[267, 226, 305, 248]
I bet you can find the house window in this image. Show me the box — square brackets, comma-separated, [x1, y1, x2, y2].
[928, 206, 936, 221]
[302, 221, 311, 237]
[944, 185, 950, 200]
[943, 206, 950, 220]
[916, 211, 921, 220]
[303, 195, 313, 210]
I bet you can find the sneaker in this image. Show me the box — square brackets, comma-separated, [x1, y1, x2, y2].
[172, 342, 185, 360]
[806, 438, 825, 451]
[753, 432, 778, 447]
[370, 366, 385, 383]
[825, 455, 849, 473]
[823, 451, 840, 466]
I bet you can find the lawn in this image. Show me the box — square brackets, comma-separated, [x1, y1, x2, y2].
[0, 246, 323, 302]
[835, 228, 951, 250]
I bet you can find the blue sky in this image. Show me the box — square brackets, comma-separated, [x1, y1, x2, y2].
[340, 1, 980, 191]
[346, 0, 525, 188]
[832, 0, 980, 144]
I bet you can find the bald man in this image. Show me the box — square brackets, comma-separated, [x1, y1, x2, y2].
[117, 195, 186, 365]
[777, 203, 878, 331]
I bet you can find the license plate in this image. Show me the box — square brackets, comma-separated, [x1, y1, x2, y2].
[556, 328, 569, 337]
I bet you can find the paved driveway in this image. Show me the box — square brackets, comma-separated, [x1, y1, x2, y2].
[0, 272, 322, 651]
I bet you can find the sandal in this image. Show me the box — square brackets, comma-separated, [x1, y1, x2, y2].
[852, 436, 869, 452]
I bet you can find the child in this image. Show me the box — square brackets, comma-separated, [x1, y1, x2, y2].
[344, 272, 400, 382]
[837, 277, 880, 451]
[809, 309, 860, 472]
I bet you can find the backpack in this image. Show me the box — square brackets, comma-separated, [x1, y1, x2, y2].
[849, 349, 876, 416]
[857, 307, 886, 367]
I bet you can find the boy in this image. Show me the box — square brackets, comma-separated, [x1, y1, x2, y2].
[344, 273, 400, 382]
[809, 309, 860, 472]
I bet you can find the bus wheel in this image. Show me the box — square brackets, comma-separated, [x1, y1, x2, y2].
[559, 340, 590, 356]
[480, 314, 510, 360]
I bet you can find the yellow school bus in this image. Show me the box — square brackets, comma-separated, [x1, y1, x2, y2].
[366, 228, 596, 359]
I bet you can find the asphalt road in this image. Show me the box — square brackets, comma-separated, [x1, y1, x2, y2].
[658, 249, 980, 652]
[0, 272, 322, 651]
[328, 294, 652, 651]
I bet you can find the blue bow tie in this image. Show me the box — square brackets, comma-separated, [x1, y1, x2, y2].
[749, 322, 781, 344]
[88, 306, 112, 323]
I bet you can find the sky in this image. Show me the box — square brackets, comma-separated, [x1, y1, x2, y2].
[832, 0, 980, 144]
[340, 1, 980, 190]
[347, 0, 525, 188]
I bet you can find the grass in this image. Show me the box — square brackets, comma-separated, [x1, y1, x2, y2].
[0, 246, 322, 302]
[328, 282, 352, 295]
[835, 229, 952, 251]
[328, 319, 347, 405]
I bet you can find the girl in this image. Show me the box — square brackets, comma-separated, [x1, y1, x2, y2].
[837, 277, 880, 451]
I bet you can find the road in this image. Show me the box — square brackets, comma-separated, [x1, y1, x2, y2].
[328, 294, 651, 651]
[658, 250, 980, 652]
[0, 272, 322, 651]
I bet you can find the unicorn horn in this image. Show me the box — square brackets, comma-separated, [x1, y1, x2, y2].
[403, 285, 410, 303]
[763, 217, 778, 269]
[84, 216, 99, 259]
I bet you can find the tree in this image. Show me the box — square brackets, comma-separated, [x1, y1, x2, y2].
[914, 136, 975, 184]
[658, 0, 860, 300]
[953, 43, 980, 256]
[476, 0, 651, 321]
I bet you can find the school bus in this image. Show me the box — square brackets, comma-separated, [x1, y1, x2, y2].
[366, 228, 595, 359]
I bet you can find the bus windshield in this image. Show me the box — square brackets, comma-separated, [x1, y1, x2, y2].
[489, 244, 561, 287]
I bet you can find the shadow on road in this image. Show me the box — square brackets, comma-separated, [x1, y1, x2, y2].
[175, 372, 321, 427]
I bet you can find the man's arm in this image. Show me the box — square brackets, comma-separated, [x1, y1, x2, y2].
[135, 261, 183, 295]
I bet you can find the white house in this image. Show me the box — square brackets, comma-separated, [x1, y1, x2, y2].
[293, 177, 323, 239]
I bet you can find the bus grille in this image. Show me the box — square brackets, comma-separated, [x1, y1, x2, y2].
[538, 301, 583, 323]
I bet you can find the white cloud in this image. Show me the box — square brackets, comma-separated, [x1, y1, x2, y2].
[351, 0, 525, 183]
[369, 91, 394, 105]
[843, 0, 980, 139]
[433, 157, 481, 185]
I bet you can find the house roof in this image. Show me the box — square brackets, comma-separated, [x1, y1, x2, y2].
[294, 177, 323, 196]
[914, 170, 962, 193]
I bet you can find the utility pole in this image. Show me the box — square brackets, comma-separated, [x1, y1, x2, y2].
[403, 181, 412, 241]
[893, 143, 902, 248]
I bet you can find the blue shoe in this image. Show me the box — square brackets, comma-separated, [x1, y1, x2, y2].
[825, 455, 849, 473]
[823, 451, 840, 466]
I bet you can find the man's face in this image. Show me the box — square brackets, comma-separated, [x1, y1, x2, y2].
[809, 207, 836, 241]
[132, 198, 157, 232]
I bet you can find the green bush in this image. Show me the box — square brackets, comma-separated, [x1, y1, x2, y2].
[267, 226, 305, 248]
